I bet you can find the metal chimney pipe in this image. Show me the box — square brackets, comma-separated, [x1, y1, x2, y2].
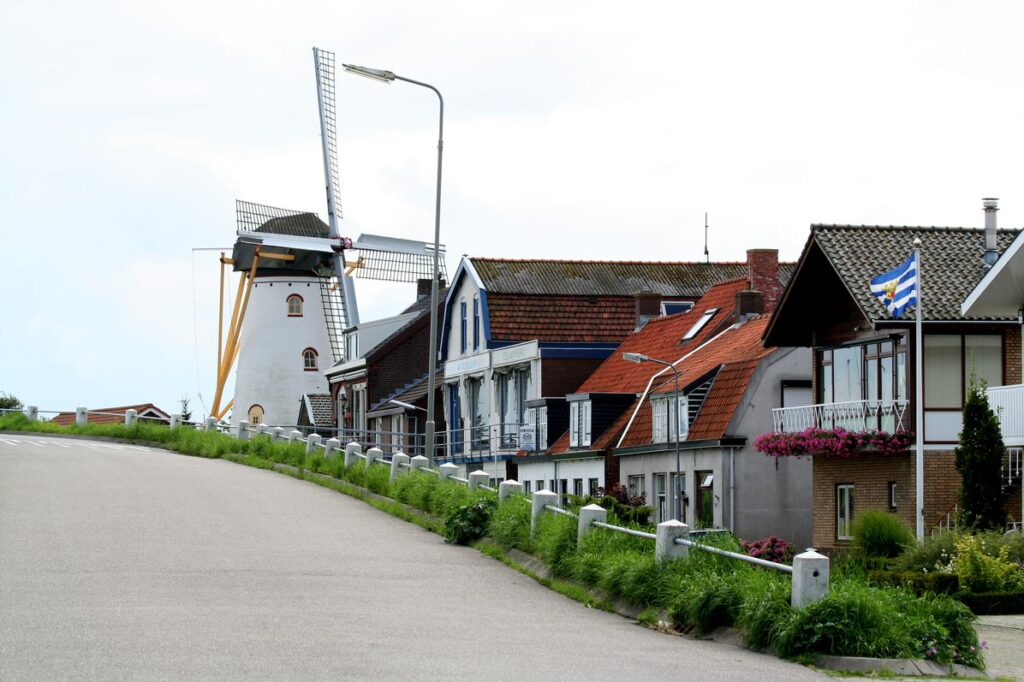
[983, 197, 999, 266]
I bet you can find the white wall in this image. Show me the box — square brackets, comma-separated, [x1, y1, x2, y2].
[518, 458, 604, 494]
[445, 272, 485, 361]
[232, 275, 334, 427]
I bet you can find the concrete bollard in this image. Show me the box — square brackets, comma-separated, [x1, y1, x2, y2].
[439, 462, 459, 482]
[499, 480, 523, 503]
[390, 453, 409, 481]
[26, 406, 38, 422]
[76, 407, 88, 428]
[271, 427, 285, 442]
[366, 447, 383, 467]
[124, 409, 138, 427]
[655, 520, 690, 563]
[324, 438, 340, 459]
[409, 455, 428, 472]
[205, 417, 217, 432]
[170, 413, 181, 430]
[791, 548, 830, 609]
[531, 489, 559, 533]
[468, 470, 489, 491]
[237, 420, 250, 441]
[306, 434, 322, 454]
[344, 442, 362, 468]
[577, 503, 607, 543]
[288, 430, 303, 444]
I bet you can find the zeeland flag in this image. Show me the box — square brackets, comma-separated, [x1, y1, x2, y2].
[870, 253, 918, 319]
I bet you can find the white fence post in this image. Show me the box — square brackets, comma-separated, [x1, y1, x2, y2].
[271, 427, 285, 442]
[288, 429, 303, 444]
[499, 480, 523, 503]
[791, 548, 830, 609]
[344, 442, 362, 468]
[306, 434, 322, 454]
[237, 420, 250, 441]
[170, 413, 182, 430]
[205, 417, 217, 432]
[76, 407, 88, 428]
[655, 520, 690, 563]
[577, 504, 607, 543]
[390, 452, 409, 481]
[409, 455, 428, 471]
[366, 447, 383, 467]
[26, 406, 38, 422]
[468, 470, 489, 491]
[439, 463, 459, 482]
[324, 438, 340, 459]
[531, 489, 558, 533]
[124, 409, 137, 427]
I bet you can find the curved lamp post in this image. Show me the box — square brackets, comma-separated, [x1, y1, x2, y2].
[624, 352, 684, 522]
[343, 64, 444, 466]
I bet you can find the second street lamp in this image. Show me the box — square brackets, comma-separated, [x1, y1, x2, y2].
[343, 63, 444, 467]
[623, 352, 684, 522]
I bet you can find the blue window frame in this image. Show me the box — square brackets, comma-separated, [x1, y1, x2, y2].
[472, 298, 480, 350]
[460, 301, 467, 354]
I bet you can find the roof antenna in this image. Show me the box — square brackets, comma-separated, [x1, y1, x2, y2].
[703, 212, 710, 263]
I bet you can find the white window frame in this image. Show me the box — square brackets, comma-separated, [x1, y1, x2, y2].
[627, 474, 645, 498]
[569, 400, 592, 448]
[837, 484, 855, 540]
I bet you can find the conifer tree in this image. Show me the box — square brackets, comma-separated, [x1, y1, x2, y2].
[955, 377, 1008, 530]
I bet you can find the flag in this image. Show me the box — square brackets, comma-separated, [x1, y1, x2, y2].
[870, 253, 918, 319]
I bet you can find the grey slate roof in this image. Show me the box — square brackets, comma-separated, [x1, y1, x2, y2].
[471, 259, 795, 297]
[368, 372, 439, 414]
[256, 213, 331, 238]
[302, 394, 334, 427]
[813, 225, 1021, 321]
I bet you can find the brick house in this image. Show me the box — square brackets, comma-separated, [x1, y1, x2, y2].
[325, 283, 447, 455]
[439, 255, 791, 480]
[519, 250, 812, 546]
[763, 210, 1023, 550]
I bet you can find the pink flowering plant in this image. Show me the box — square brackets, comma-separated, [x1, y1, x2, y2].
[753, 427, 913, 459]
[741, 536, 794, 564]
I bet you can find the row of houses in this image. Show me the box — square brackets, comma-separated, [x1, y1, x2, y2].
[313, 199, 1024, 550]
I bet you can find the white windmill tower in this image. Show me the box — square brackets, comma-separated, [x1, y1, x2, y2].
[209, 47, 446, 428]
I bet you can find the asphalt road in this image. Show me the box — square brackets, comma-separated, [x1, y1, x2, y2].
[0, 434, 827, 681]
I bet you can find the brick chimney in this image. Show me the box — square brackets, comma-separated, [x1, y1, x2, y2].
[416, 278, 433, 301]
[747, 249, 781, 312]
[735, 290, 765, 318]
[634, 290, 662, 330]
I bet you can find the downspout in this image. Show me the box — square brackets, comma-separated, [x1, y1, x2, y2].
[729, 446, 736, 533]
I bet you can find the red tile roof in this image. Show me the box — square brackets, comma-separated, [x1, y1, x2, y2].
[50, 404, 171, 426]
[549, 278, 779, 453]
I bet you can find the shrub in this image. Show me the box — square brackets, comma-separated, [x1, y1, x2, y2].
[671, 569, 743, 634]
[488, 496, 532, 551]
[0, 392, 23, 411]
[364, 464, 391, 496]
[956, 378, 1008, 530]
[593, 483, 653, 526]
[534, 513, 578, 576]
[950, 534, 1024, 593]
[957, 590, 1024, 615]
[867, 570, 960, 595]
[741, 536, 793, 564]
[853, 511, 914, 558]
[734, 570, 791, 651]
[444, 497, 496, 545]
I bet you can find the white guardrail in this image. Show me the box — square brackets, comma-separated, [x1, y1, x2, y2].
[771, 399, 909, 434]
[3, 405, 830, 608]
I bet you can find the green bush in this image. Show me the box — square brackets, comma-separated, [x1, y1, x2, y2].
[444, 497, 496, 545]
[735, 570, 791, 651]
[488, 496, 533, 551]
[867, 570, 960, 595]
[364, 464, 392, 496]
[957, 590, 1024, 615]
[534, 513, 578, 576]
[950, 534, 1024, 592]
[853, 511, 914, 558]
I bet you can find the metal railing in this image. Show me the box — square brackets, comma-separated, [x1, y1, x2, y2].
[988, 384, 1024, 446]
[772, 399, 910, 434]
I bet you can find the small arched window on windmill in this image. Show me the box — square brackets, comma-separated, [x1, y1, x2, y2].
[302, 347, 318, 371]
[248, 404, 264, 425]
[287, 294, 304, 317]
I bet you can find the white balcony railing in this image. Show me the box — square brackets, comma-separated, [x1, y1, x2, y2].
[987, 384, 1024, 447]
[772, 399, 910, 434]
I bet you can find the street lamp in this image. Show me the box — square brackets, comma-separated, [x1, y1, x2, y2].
[344, 63, 444, 468]
[623, 352, 684, 522]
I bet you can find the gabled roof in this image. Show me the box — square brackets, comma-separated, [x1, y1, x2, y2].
[549, 279, 777, 453]
[368, 371, 439, 414]
[472, 258, 794, 297]
[299, 394, 334, 427]
[50, 403, 171, 426]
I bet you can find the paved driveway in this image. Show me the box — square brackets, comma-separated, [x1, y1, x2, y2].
[0, 435, 826, 680]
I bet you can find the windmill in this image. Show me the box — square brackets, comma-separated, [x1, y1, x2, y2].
[208, 47, 447, 427]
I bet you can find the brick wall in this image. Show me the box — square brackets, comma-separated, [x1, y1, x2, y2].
[542, 358, 605, 398]
[1005, 327, 1021, 385]
[369, 320, 431, 407]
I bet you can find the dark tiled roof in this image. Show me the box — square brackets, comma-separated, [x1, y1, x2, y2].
[488, 295, 639, 343]
[813, 225, 1021, 321]
[303, 394, 334, 427]
[369, 373, 433, 413]
[472, 259, 795, 297]
[256, 213, 331, 238]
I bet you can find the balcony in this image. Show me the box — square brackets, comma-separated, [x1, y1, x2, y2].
[772, 399, 910, 434]
[987, 384, 1024, 447]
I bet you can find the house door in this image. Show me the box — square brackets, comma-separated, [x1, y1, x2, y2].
[696, 471, 714, 527]
[449, 385, 463, 454]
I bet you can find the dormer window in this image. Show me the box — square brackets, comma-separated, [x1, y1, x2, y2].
[661, 301, 693, 316]
[287, 294, 304, 317]
[569, 400, 592, 448]
[682, 308, 718, 341]
[652, 394, 688, 442]
[344, 332, 358, 361]
[303, 347, 319, 371]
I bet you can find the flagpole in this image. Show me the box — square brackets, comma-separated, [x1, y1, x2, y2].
[913, 238, 925, 541]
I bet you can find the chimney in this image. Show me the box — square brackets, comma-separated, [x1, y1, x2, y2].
[633, 290, 661, 330]
[746, 249, 781, 311]
[416, 278, 433, 301]
[983, 197, 999, 267]
[735, 290, 765, 319]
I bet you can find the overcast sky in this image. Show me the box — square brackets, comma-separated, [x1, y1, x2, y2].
[3, 1, 1023, 418]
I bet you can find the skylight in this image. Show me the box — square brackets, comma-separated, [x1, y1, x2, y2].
[682, 308, 718, 341]
[661, 301, 694, 316]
